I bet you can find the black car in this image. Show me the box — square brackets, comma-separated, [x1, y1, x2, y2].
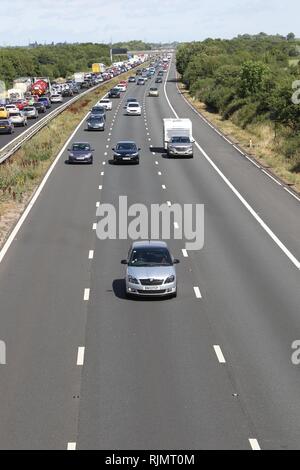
[32, 102, 46, 113]
[112, 141, 140, 164]
[68, 142, 94, 164]
[109, 88, 121, 98]
[86, 115, 105, 131]
[155, 77, 163, 83]
[90, 106, 106, 120]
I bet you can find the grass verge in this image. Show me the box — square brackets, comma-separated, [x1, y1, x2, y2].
[178, 81, 300, 194]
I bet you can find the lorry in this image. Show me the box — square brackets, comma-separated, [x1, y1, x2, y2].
[163, 118, 194, 157]
[73, 72, 85, 85]
[31, 77, 51, 96]
[92, 63, 106, 74]
[13, 77, 32, 95]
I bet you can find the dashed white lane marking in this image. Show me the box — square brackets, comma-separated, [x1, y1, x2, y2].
[162, 184, 166, 190]
[167, 201, 171, 207]
[249, 439, 261, 450]
[83, 288, 90, 301]
[148, 138, 151, 141]
[147, 132, 150, 135]
[101, 171, 104, 176]
[89, 250, 94, 259]
[213, 345, 226, 363]
[262, 169, 281, 186]
[96, 201, 100, 207]
[174, 222, 179, 229]
[193, 286, 202, 299]
[284, 187, 300, 202]
[104, 152, 107, 156]
[67, 442, 76, 450]
[98, 185, 102, 190]
[107, 138, 111, 142]
[106, 145, 109, 148]
[102, 161, 106, 165]
[108, 132, 111, 136]
[152, 152, 156, 155]
[155, 161, 159, 165]
[92, 223, 97, 230]
[77, 347, 85, 366]
[182, 249, 188, 257]
[158, 171, 162, 176]
[164, 64, 300, 271]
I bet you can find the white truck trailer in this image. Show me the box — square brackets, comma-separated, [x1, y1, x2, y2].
[163, 118, 194, 157]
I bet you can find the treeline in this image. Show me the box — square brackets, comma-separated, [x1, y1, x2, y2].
[0, 43, 111, 85]
[176, 34, 300, 165]
[112, 40, 152, 51]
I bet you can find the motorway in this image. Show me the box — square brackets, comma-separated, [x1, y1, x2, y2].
[0, 56, 299, 450]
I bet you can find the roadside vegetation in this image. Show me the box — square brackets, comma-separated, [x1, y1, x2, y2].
[176, 33, 300, 191]
[0, 43, 111, 86]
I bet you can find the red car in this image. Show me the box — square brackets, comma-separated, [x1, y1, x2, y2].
[15, 99, 29, 110]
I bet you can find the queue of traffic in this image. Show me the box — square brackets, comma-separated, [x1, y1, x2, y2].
[0, 55, 149, 136]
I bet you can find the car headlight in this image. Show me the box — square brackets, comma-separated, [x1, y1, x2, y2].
[69, 153, 74, 157]
[128, 275, 139, 284]
[165, 275, 175, 284]
[131, 152, 138, 157]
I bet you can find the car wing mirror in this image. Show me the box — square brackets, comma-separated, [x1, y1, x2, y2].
[173, 259, 180, 264]
[121, 260, 128, 265]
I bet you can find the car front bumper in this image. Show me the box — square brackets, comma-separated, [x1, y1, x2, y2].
[126, 281, 177, 297]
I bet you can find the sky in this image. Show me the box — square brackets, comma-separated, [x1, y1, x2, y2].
[0, 0, 300, 46]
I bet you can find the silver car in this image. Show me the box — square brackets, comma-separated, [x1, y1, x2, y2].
[121, 241, 179, 298]
[23, 106, 38, 119]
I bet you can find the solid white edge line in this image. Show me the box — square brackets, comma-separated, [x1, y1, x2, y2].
[213, 345, 226, 364]
[164, 63, 300, 271]
[249, 438, 261, 450]
[77, 347, 85, 366]
[193, 286, 202, 298]
[262, 169, 282, 186]
[83, 288, 90, 301]
[0, 96, 101, 265]
[284, 187, 300, 202]
[67, 442, 76, 450]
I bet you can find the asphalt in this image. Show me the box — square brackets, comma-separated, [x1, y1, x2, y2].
[0, 57, 299, 450]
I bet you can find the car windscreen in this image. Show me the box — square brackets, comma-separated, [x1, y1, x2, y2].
[0, 120, 9, 125]
[72, 144, 90, 151]
[116, 143, 137, 151]
[89, 117, 104, 122]
[9, 113, 20, 117]
[128, 103, 139, 107]
[92, 107, 104, 112]
[23, 107, 33, 111]
[171, 137, 190, 143]
[129, 247, 173, 267]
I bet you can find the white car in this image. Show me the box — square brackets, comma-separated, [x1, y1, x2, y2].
[126, 102, 142, 116]
[97, 98, 112, 110]
[50, 94, 63, 103]
[116, 84, 126, 92]
[8, 111, 27, 127]
[5, 104, 19, 115]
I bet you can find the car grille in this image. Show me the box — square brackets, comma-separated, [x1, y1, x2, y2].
[137, 289, 166, 294]
[140, 279, 164, 286]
